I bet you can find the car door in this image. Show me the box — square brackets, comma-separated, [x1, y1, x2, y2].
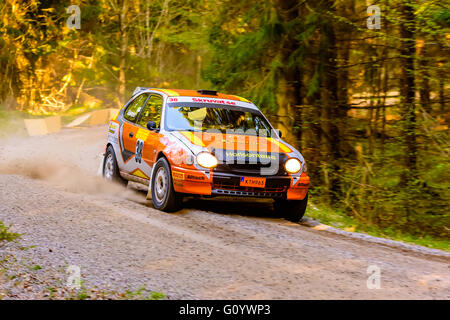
[121, 93, 150, 168]
[135, 94, 164, 170]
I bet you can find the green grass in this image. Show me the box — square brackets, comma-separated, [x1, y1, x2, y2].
[122, 287, 166, 300]
[65, 284, 166, 300]
[0, 221, 20, 243]
[306, 203, 450, 252]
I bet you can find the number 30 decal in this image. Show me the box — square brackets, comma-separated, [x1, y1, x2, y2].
[135, 139, 144, 163]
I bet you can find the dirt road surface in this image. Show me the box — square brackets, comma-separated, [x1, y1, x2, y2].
[0, 126, 449, 299]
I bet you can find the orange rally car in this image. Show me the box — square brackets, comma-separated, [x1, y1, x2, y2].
[102, 88, 309, 222]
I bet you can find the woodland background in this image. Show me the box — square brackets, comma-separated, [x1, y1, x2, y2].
[0, 0, 448, 247]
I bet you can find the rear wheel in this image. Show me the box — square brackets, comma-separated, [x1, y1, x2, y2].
[274, 193, 308, 222]
[151, 157, 183, 212]
[103, 145, 127, 186]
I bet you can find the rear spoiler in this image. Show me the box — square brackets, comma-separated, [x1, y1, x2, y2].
[132, 87, 149, 96]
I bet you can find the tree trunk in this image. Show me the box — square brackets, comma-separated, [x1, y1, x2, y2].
[438, 67, 446, 114]
[320, 0, 342, 202]
[274, 0, 302, 144]
[119, 0, 129, 105]
[417, 40, 431, 113]
[399, 1, 417, 183]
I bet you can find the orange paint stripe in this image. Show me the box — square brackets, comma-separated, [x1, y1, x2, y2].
[157, 89, 180, 96]
[268, 138, 292, 153]
[229, 95, 250, 103]
[180, 131, 206, 147]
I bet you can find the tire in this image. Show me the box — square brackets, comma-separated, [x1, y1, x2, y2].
[274, 193, 308, 222]
[103, 145, 127, 186]
[151, 157, 183, 212]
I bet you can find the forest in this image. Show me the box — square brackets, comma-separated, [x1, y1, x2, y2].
[0, 0, 448, 247]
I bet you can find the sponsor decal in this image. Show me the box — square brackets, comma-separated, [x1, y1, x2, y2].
[131, 168, 149, 179]
[173, 180, 183, 187]
[186, 174, 205, 181]
[191, 97, 236, 105]
[108, 122, 119, 134]
[172, 171, 185, 180]
[135, 139, 144, 163]
[225, 151, 276, 160]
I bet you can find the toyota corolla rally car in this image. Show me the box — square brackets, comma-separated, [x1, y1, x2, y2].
[102, 88, 309, 222]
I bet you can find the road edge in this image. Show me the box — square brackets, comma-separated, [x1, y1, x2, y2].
[299, 217, 450, 260]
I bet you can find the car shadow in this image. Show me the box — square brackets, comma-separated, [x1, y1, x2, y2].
[182, 197, 280, 219]
[126, 183, 281, 219]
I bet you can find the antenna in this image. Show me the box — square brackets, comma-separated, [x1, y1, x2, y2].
[197, 90, 217, 96]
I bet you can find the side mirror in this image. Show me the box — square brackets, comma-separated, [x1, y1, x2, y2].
[275, 129, 282, 138]
[147, 121, 157, 130]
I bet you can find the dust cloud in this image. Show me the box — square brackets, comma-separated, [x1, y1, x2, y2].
[0, 128, 144, 202]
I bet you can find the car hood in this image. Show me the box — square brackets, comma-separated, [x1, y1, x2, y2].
[169, 131, 299, 156]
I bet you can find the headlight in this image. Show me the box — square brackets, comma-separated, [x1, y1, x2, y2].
[284, 158, 302, 174]
[196, 152, 218, 168]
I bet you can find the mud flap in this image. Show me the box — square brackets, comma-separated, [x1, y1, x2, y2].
[97, 153, 105, 177]
[146, 185, 152, 200]
[146, 166, 154, 200]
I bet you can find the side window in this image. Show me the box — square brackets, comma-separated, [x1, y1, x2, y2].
[124, 93, 149, 123]
[137, 94, 163, 128]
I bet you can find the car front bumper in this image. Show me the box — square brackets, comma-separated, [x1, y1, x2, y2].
[171, 165, 309, 200]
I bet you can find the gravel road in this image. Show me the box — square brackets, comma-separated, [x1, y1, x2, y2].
[0, 126, 449, 299]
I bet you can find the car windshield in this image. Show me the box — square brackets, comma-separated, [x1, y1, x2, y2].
[165, 102, 273, 136]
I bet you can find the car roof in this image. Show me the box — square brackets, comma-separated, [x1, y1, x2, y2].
[135, 88, 251, 103]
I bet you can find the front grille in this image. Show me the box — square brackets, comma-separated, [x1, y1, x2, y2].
[211, 176, 290, 199]
[211, 188, 285, 198]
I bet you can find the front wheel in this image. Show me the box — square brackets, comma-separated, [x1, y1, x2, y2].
[151, 157, 183, 212]
[274, 193, 308, 222]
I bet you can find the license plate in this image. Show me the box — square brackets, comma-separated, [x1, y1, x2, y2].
[240, 176, 266, 188]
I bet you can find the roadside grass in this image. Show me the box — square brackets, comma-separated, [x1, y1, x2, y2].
[121, 287, 166, 300]
[65, 283, 166, 300]
[0, 221, 20, 243]
[0, 110, 28, 138]
[305, 203, 450, 252]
